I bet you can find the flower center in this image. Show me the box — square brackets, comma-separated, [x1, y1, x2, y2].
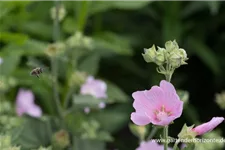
[154, 105, 172, 121]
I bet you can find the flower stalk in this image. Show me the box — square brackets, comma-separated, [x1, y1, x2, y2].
[163, 126, 168, 150]
[52, 0, 63, 119]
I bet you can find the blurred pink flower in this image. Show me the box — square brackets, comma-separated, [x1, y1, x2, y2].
[192, 117, 224, 135]
[16, 89, 42, 117]
[84, 107, 90, 114]
[98, 101, 106, 109]
[131, 80, 183, 126]
[80, 76, 107, 99]
[136, 140, 172, 150]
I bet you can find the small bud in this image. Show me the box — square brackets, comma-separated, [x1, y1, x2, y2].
[45, 42, 65, 57]
[142, 45, 157, 63]
[69, 71, 87, 87]
[66, 32, 93, 50]
[129, 124, 147, 141]
[165, 40, 179, 52]
[178, 124, 197, 142]
[50, 4, 67, 22]
[52, 129, 70, 149]
[215, 91, 225, 110]
[168, 48, 188, 68]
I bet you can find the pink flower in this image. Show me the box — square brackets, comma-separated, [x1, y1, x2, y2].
[131, 80, 183, 126]
[136, 140, 172, 150]
[98, 101, 106, 109]
[80, 76, 107, 99]
[84, 107, 90, 114]
[192, 117, 224, 135]
[16, 89, 42, 117]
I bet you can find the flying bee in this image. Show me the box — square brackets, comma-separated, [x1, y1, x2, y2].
[30, 67, 45, 78]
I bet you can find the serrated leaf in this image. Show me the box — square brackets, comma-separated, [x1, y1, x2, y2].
[12, 116, 53, 150]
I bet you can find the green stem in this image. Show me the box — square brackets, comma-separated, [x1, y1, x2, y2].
[147, 126, 158, 140]
[173, 139, 180, 150]
[63, 86, 75, 109]
[164, 126, 168, 150]
[52, 0, 63, 119]
[76, 1, 89, 32]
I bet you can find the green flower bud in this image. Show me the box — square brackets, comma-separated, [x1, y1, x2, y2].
[50, 4, 67, 22]
[215, 91, 225, 110]
[142, 45, 157, 63]
[165, 40, 179, 52]
[129, 124, 147, 141]
[168, 48, 188, 68]
[178, 124, 197, 142]
[66, 32, 93, 50]
[155, 48, 165, 66]
[45, 42, 65, 57]
[69, 71, 87, 87]
[52, 129, 70, 150]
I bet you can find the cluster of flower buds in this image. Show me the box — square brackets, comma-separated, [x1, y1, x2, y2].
[142, 40, 188, 68]
[45, 42, 65, 57]
[50, 4, 67, 22]
[66, 32, 93, 50]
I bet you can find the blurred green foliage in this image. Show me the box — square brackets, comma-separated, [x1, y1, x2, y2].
[0, 1, 225, 150]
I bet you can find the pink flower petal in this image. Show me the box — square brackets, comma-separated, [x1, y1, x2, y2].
[15, 88, 42, 117]
[193, 117, 224, 135]
[131, 112, 151, 126]
[80, 76, 107, 99]
[136, 140, 172, 150]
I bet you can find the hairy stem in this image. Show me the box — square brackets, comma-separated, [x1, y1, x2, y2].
[164, 126, 168, 150]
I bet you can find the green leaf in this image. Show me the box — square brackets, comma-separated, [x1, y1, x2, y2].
[112, 1, 151, 10]
[78, 52, 100, 75]
[89, 1, 151, 15]
[72, 137, 105, 150]
[12, 116, 53, 150]
[91, 104, 131, 133]
[0, 32, 28, 45]
[188, 38, 221, 75]
[73, 95, 103, 109]
[107, 81, 128, 103]
[0, 54, 21, 76]
[62, 17, 77, 34]
[94, 32, 133, 55]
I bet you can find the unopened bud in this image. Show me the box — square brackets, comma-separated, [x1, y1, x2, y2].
[69, 71, 87, 87]
[52, 129, 70, 149]
[45, 42, 65, 57]
[50, 4, 67, 22]
[178, 124, 197, 142]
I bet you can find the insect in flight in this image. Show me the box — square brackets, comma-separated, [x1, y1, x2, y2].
[30, 67, 46, 78]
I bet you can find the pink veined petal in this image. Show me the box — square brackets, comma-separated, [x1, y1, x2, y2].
[193, 117, 224, 135]
[27, 105, 42, 117]
[144, 86, 164, 108]
[160, 80, 176, 95]
[131, 112, 151, 126]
